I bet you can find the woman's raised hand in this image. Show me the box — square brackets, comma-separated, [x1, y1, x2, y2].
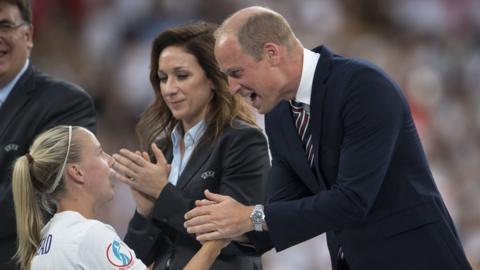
[113, 143, 171, 199]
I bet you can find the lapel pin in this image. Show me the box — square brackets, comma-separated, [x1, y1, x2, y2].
[4, 144, 19, 152]
[201, 170, 215, 180]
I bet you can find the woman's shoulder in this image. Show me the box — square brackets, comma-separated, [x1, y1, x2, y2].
[218, 118, 267, 144]
[77, 219, 123, 250]
[224, 118, 262, 134]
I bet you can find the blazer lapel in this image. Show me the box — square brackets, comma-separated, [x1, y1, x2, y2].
[176, 142, 213, 190]
[0, 66, 34, 138]
[310, 46, 332, 187]
[278, 101, 321, 193]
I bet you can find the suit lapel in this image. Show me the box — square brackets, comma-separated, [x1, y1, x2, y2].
[310, 46, 332, 187]
[0, 66, 35, 137]
[278, 101, 321, 193]
[176, 142, 213, 190]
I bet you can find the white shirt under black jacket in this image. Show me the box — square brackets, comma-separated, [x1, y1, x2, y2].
[293, 48, 321, 110]
[31, 211, 146, 270]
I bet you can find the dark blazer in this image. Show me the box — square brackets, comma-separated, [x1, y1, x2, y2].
[0, 65, 96, 269]
[258, 46, 471, 270]
[124, 120, 270, 270]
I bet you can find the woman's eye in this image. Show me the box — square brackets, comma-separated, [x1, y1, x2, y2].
[177, 74, 189, 80]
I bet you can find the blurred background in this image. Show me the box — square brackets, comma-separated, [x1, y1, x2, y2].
[29, 0, 480, 269]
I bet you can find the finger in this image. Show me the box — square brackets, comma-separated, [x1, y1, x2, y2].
[142, 151, 151, 162]
[195, 199, 216, 207]
[204, 189, 229, 203]
[112, 170, 138, 187]
[186, 223, 218, 235]
[196, 231, 224, 242]
[151, 143, 167, 165]
[184, 205, 213, 221]
[112, 155, 138, 179]
[184, 214, 216, 231]
[120, 148, 147, 168]
[113, 153, 142, 174]
[135, 151, 150, 162]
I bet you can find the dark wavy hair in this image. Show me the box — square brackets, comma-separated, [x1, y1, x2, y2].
[137, 21, 257, 150]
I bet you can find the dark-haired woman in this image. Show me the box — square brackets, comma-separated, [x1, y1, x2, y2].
[113, 22, 270, 270]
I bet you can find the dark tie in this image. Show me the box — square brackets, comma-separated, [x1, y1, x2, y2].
[290, 100, 314, 167]
[291, 101, 347, 262]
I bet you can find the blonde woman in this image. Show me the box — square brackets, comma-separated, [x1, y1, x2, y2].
[12, 125, 227, 270]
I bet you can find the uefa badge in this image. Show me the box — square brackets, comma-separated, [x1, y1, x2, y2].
[106, 240, 133, 268]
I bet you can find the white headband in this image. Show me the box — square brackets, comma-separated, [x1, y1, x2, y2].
[47, 126, 72, 194]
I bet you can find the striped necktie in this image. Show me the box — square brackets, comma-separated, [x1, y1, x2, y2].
[290, 100, 314, 167]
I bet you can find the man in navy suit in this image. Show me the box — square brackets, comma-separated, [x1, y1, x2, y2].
[0, 1, 95, 268]
[184, 6, 472, 270]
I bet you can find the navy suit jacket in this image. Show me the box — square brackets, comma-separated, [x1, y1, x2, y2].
[124, 120, 270, 270]
[0, 65, 96, 269]
[257, 46, 471, 270]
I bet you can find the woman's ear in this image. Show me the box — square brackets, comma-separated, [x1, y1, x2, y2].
[66, 164, 85, 184]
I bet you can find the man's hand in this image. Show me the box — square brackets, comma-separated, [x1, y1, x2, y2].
[184, 190, 255, 241]
[112, 143, 170, 198]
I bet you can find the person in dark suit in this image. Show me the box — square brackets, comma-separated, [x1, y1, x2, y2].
[184, 6, 473, 270]
[0, 1, 96, 268]
[112, 22, 270, 270]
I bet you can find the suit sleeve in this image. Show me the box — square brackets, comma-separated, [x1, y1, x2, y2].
[265, 68, 404, 251]
[243, 131, 315, 254]
[125, 127, 270, 258]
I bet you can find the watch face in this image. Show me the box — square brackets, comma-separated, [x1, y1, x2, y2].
[252, 210, 264, 223]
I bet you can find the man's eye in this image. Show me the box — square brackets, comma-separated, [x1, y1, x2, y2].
[0, 23, 13, 29]
[230, 70, 241, 78]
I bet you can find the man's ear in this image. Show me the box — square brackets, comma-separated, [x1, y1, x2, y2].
[24, 24, 34, 51]
[263, 43, 281, 65]
[66, 164, 85, 184]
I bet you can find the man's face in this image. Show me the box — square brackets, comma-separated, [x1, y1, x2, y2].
[0, 2, 32, 87]
[215, 36, 282, 114]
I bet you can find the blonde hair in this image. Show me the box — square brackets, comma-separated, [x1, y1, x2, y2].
[12, 125, 81, 270]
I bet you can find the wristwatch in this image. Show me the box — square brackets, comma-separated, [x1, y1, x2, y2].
[250, 204, 265, 232]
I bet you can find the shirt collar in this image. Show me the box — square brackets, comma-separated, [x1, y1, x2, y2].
[0, 59, 29, 106]
[171, 120, 206, 147]
[293, 48, 320, 106]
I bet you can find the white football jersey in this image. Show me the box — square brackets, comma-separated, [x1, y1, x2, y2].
[31, 211, 146, 270]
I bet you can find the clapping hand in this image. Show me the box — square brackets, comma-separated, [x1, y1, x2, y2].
[112, 143, 171, 199]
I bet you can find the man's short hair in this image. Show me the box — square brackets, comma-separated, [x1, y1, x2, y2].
[237, 11, 296, 60]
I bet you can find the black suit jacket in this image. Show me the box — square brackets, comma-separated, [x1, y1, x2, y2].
[0, 65, 96, 269]
[124, 120, 270, 270]
[254, 46, 472, 270]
